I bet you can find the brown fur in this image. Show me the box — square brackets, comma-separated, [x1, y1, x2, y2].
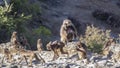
[37, 39, 43, 52]
[2, 43, 24, 63]
[46, 40, 68, 60]
[60, 19, 78, 44]
[3, 48, 12, 62]
[17, 48, 45, 66]
[102, 38, 116, 56]
[76, 46, 87, 60]
[10, 32, 25, 49]
[5, 39, 44, 65]
[10, 31, 19, 45]
[76, 41, 87, 60]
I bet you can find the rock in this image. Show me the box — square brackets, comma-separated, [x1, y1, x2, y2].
[97, 60, 107, 67]
[11, 65, 18, 68]
[0, 41, 120, 68]
[109, 44, 120, 62]
[0, 42, 12, 49]
[86, 62, 98, 68]
[39, 51, 54, 62]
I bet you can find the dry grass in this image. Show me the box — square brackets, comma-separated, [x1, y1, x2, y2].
[80, 25, 111, 53]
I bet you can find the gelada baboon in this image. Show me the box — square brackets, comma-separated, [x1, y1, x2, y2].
[37, 39, 43, 52]
[10, 31, 25, 49]
[60, 19, 78, 44]
[3, 48, 12, 63]
[17, 48, 45, 66]
[76, 41, 87, 60]
[46, 40, 67, 60]
[10, 31, 19, 45]
[102, 38, 116, 56]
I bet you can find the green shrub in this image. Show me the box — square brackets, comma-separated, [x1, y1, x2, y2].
[11, 0, 41, 16]
[0, 1, 29, 31]
[34, 26, 52, 36]
[80, 25, 111, 53]
[0, 0, 35, 42]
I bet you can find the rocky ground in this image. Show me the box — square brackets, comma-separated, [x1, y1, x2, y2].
[0, 0, 120, 68]
[0, 42, 120, 68]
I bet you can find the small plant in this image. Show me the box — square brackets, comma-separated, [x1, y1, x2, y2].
[34, 26, 52, 36]
[80, 25, 111, 53]
[0, 0, 41, 42]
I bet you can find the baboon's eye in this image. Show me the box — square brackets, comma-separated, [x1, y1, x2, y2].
[64, 22, 67, 25]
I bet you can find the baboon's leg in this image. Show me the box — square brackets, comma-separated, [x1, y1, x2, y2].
[36, 53, 45, 63]
[1, 56, 5, 64]
[67, 51, 72, 58]
[18, 57, 24, 64]
[61, 38, 67, 44]
[60, 47, 68, 54]
[103, 50, 109, 56]
[53, 49, 59, 60]
[78, 52, 86, 60]
[60, 47, 69, 58]
[8, 54, 12, 63]
[78, 52, 82, 60]
[24, 56, 28, 65]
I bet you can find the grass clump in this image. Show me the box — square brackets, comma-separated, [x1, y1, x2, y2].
[80, 25, 111, 53]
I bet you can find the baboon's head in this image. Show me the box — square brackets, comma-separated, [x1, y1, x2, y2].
[46, 41, 52, 50]
[63, 19, 72, 27]
[63, 19, 75, 33]
[37, 39, 42, 43]
[12, 31, 17, 36]
[77, 41, 82, 48]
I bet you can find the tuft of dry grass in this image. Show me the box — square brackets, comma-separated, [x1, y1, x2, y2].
[80, 25, 111, 53]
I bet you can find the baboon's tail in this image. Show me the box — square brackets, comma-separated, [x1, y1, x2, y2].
[34, 53, 45, 63]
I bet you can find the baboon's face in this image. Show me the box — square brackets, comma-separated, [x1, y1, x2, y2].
[13, 31, 17, 35]
[63, 19, 72, 27]
[77, 42, 82, 48]
[63, 19, 74, 33]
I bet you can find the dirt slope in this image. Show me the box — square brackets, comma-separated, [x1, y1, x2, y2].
[39, 0, 120, 37]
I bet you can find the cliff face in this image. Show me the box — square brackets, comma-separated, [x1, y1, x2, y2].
[39, 0, 120, 37]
